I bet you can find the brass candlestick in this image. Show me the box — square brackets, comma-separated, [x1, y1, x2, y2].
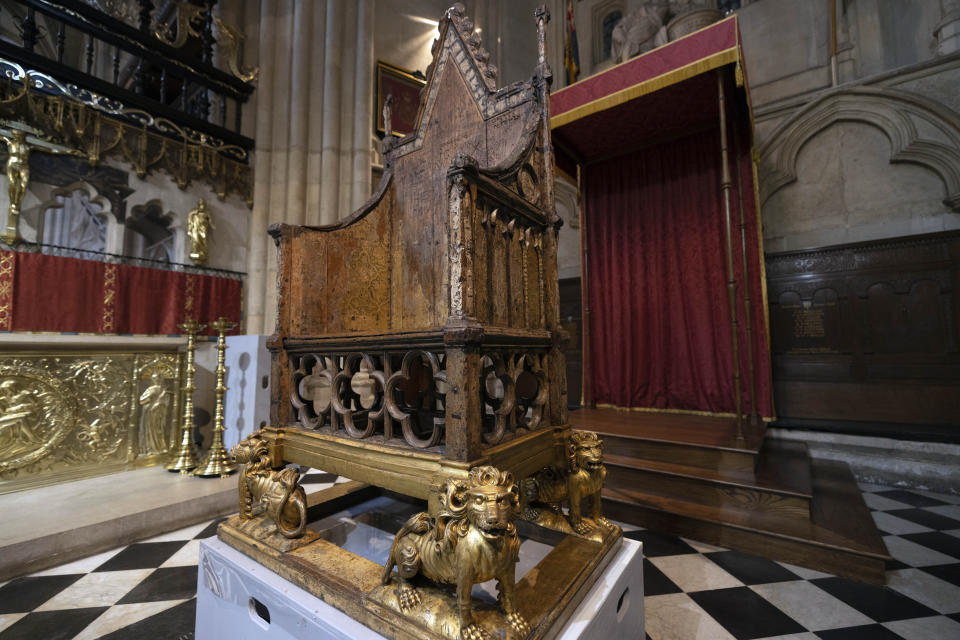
[167, 319, 205, 473]
[192, 317, 238, 477]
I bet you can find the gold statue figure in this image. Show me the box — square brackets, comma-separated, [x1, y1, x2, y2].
[381, 466, 530, 640]
[2, 130, 29, 245]
[522, 430, 614, 537]
[231, 431, 308, 539]
[138, 373, 170, 455]
[187, 198, 214, 264]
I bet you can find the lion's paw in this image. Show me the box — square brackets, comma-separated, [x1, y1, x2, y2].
[396, 585, 421, 611]
[460, 622, 495, 640]
[506, 611, 531, 636]
[572, 520, 594, 535]
[596, 516, 614, 529]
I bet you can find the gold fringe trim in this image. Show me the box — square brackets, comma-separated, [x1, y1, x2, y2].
[594, 403, 775, 421]
[551, 47, 740, 130]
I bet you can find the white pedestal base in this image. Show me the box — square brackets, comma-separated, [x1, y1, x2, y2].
[196, 536, 644, 640]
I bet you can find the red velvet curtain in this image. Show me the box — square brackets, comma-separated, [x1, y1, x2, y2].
[585, 126, 773, 416]
[3, 251, 241, 335]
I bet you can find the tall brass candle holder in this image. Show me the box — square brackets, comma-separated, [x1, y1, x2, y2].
[167, 318, 205, 473]
[192, 317, 238, 477]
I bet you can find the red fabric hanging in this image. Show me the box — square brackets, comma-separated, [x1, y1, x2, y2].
[585, 127, 773, 416]
[6, 251, 242, 335]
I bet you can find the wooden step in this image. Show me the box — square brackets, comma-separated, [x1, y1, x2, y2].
[600, 432, 759, 472]
[602, 459, 890, 584]
[604, 442, 812, 520]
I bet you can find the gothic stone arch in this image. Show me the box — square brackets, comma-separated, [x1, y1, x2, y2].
[757, 86, 960, 212]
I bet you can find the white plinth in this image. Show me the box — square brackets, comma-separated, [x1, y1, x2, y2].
[196, 536, 644, 640]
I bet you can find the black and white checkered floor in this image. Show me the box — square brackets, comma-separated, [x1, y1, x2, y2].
[1, 474, 958, 639]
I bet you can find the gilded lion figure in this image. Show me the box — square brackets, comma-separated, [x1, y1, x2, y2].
[522, 430, 613, 535]
[231, 431, 307, 539]
[381, 465, 530, 640]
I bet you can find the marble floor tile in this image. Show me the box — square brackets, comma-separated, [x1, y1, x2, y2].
[642, 558, 683, 596]
[0, 612, 27, 633]
[705, 551, 802, 585]
[690, 587, 806, 639]
[34, 570, 154, 612]
[871, 511, 934, 535]
[874, 490, 950, 508]
[776, 561, 831, 580]
[71, 599, 186, 640]
[649, 554, 743, 593]
[160, 539, 201, 568]
[116, 566, 197, 604]
[98, 598, 196, 640]
[811, 576, 937, 622]
[0, 574, 84, 614]
[920, 562, 960, 587]
[927, 504, 960, 521]
[883, 535, 958, 567]
[815, 623, 906, 639]
[754, 634, 819, 640]
[749, 580, 873, 631]
[883, 615, 960, 640]
[93, 541, 188, 572]
[643, 592, 736, 640]
[857, 482, 892, 492]
[887, 508, 960, 531]
[192, 517, 227, 540]
[886, 568, 960, 614]
[623, 530, 698, 557]
[681, 537, 726, 553]
[899, 532, 960, 559]
[862, 492, 913, 512]
[0, 607, 108, 640]
[28, 548, 124, 577]
[915, 489, 960, 505]
[143, 521, 210, 542]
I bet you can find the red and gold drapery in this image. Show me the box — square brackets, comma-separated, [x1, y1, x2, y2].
[0, 250, 242, 335]
[551, 16, 774, 418]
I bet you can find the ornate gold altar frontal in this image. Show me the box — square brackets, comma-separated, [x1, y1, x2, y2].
[0, 348, 182, 494]
[218, 5, 621, 640]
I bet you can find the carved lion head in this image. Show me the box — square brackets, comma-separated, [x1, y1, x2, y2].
[230, 431, 270, 466]
[438, 465, 519, 536]
[569, 430, 604, 474]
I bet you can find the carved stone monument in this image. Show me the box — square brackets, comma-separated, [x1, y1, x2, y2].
[218, 5, 620, 639]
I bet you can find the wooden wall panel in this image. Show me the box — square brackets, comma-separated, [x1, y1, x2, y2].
[765, 231, 960, 442]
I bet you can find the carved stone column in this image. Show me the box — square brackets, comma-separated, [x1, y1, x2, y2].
[245, 0, 374, 335]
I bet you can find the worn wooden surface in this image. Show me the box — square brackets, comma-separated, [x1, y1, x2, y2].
[267, 6, 567, 466]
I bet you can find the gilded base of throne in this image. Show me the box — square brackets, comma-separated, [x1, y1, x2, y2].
[218, 461, 622, 640]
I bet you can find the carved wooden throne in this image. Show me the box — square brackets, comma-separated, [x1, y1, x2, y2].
[220, 5, 621, 639]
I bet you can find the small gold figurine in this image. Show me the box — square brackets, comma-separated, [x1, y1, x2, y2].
[2, 130, 29, 245]
[139, 372, 171, 455]
[522, 430, 614, 537]
[187, 198, 214, 264]
[231, 431, 308, 539]
[381, 466, 530, 640]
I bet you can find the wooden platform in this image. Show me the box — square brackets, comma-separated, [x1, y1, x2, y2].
[571, 408, 890, 584]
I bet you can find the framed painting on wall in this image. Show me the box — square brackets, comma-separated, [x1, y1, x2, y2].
[375, 60, 426, 137]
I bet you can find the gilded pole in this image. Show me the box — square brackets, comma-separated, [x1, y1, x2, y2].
[167, 318, 205, 473]
[193, 317, 238, 477]
[717, 69, 744, 440]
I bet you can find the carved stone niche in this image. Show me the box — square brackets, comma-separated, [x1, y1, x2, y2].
[217, 5, 621, 640]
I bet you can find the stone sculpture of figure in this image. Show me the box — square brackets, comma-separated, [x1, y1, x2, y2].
[139, 373, 170, 455]
[187, 198, 214, 264]
[611, 2, 670, 63]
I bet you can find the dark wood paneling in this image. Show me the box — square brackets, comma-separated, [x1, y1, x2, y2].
[559, 277, 583, 407]
[765, 231, 960, 441]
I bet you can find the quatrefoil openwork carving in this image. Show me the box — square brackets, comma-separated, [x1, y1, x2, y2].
[331, 353, 387, 439]
[384, 351, 447, 449]
[480, 352, 548, 444]
[291, 354, 335, 429]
